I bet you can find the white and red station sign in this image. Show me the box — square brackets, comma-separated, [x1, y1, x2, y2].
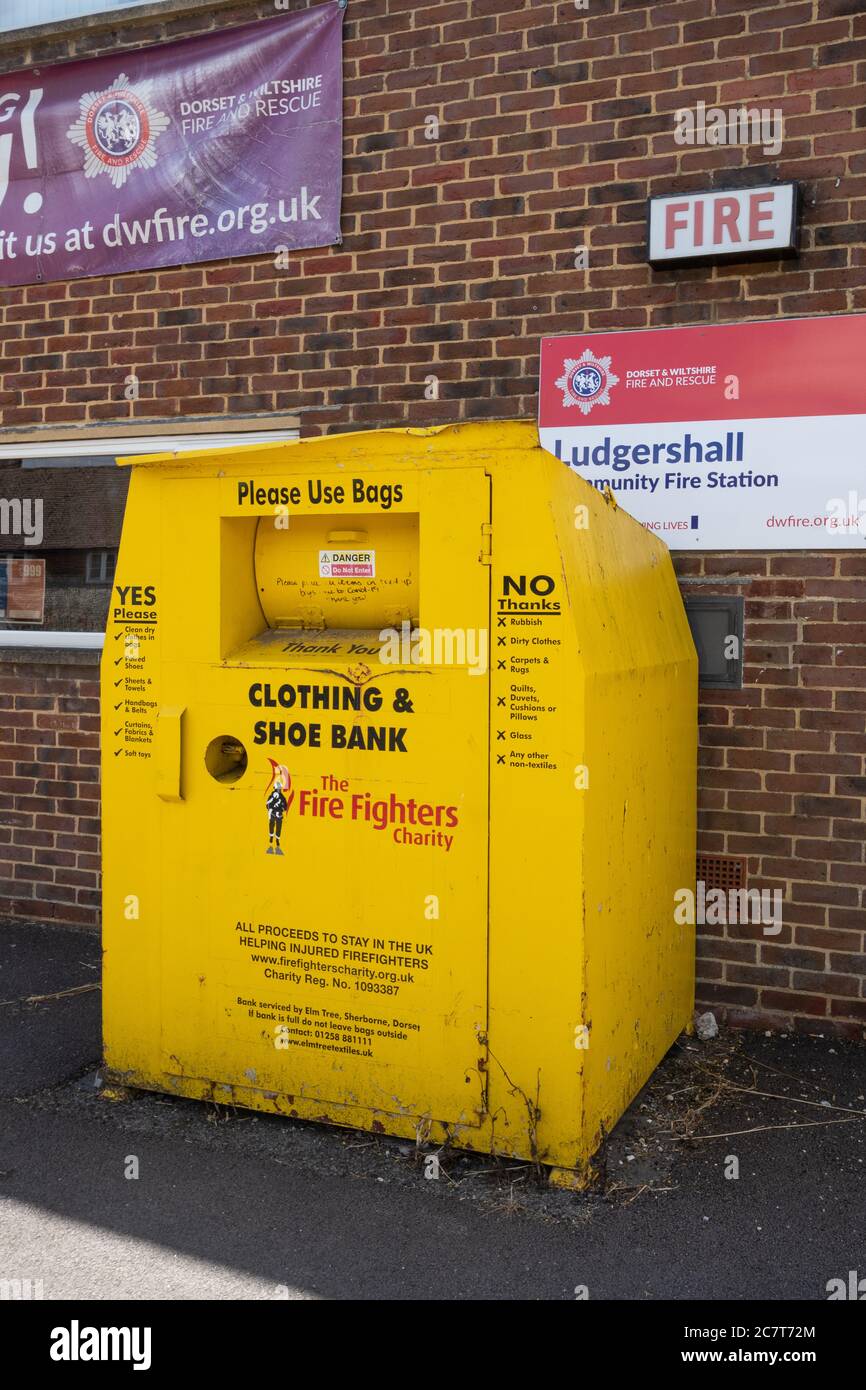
[648, 183, 798, 266]
[538, 315, 866, 549]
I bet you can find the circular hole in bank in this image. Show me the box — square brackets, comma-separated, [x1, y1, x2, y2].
[205, 734, 248, 784]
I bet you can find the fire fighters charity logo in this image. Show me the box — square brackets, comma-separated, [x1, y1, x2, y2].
[66, 74, 170, 190]
[554, 349, 620, 415]
[265, 759, 293, 857]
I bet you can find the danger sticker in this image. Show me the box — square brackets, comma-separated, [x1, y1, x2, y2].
[319, 548, 376, 578]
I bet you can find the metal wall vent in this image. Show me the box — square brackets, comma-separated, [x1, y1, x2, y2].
[697, 853, 748, 892]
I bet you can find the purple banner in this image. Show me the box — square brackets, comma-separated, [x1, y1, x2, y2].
[0, 4, 343, 287]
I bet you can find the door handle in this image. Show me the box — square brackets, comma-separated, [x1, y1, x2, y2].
[155, 706, 185, 802]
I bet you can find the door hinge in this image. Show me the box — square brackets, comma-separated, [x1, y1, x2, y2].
[479, 522, 492, 565]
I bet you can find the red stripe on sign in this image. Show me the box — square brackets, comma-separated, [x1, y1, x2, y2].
[538, 315, 866, 427]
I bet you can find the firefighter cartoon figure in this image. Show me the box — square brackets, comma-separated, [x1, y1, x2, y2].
[265, 759, 293, 856]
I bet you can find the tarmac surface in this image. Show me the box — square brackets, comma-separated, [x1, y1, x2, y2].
[1, 918, 864, 1300]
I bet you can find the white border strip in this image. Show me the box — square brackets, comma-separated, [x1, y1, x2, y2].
[0, 430, 298, 460]
[0, 630, 104, 649]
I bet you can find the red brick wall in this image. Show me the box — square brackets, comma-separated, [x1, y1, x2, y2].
[676, 553, 866, 1038]
[0, 656, 101, 926]
[0, 0, 864, 1035]
[0, 0, 864, 428]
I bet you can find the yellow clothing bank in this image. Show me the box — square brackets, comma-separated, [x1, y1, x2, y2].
[101, 420, 696, 1185]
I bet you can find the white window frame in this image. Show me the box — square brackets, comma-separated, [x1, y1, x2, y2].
[85, 548, 116, 584]
[0, 418, 300, 647]
[0, 421, 299, 462]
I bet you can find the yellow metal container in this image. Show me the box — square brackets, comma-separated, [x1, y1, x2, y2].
[101, 420, 696, 1183]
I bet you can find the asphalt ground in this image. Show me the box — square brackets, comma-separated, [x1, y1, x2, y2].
[1, 918, 864, 1302]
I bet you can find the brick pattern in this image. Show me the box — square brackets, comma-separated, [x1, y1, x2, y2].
[0, 660, 101, 927]
[675, 554, 866, 1038]
[0, 0, 863, 1033]
[4, 0, 865, 433]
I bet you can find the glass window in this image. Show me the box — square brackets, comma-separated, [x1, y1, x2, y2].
[85, 549, 117, 585]
[0, 1, 155, 33]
